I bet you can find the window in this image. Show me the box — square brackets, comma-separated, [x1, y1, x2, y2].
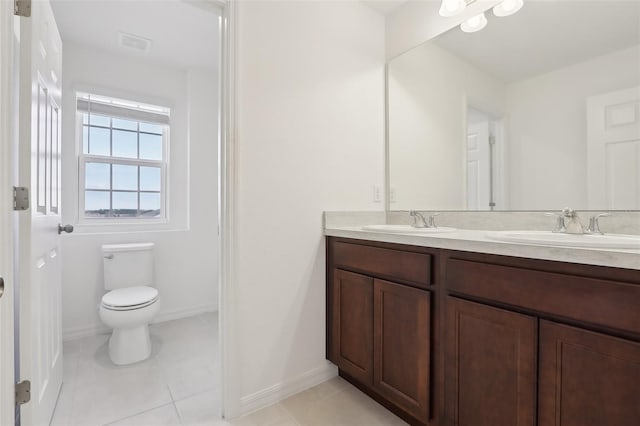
[77, 93, 170, 220]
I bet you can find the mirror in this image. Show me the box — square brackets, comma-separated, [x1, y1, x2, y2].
[388, 0, 640, 211]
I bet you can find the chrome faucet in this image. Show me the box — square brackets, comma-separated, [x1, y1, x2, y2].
[544, 211, 566, 233]
[586, 213, 611, 235]
[410, 211, 439, 228]
[562, 208, 585, 234]
[546, 208, 585, 234]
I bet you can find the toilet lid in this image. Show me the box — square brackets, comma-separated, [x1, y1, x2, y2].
[102, 286, 159, 309]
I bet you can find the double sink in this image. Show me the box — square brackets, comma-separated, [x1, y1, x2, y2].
[361, 225, 640, 250]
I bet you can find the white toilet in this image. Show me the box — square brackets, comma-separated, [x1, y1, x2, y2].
[99, 243, 160, 365]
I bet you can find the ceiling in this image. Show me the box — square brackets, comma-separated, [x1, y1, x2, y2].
[50, 0, 220, 70]
[433, 1, 640, 83]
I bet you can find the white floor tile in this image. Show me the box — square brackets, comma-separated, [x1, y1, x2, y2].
[174, 390, 221, 425]
[57, 314, 219, 426]
[49, 382, 74, 426]
[67, 363, 173, 426]
[106, 403, 182, 426]
[160, 355, 219, 401]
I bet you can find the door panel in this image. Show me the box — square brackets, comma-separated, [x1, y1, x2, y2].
[466, 117, 491, 210]
[373, 279, 430, 421]
[18, 1, 63, 424]
[539, 321, 640, 426]
[332, 269, 373, 385]
[587, 87, 640, 209]
[445, 297, 537, 426]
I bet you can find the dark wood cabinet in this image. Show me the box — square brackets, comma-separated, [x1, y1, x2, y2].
[445, 297, 537, 426]
[326, 236, 640, 426]
[538, 321, 640, 426]
[374, 279, 431, 421]
[331, 269, 373, 385]
[327, 239, 435, 425]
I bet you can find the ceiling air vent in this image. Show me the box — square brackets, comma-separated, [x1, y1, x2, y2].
[118, 31, 152, 53]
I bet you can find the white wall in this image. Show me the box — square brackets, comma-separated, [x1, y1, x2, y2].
[505, 45, 640, 210]
[388, 41, 506, 210]
[227, 0, 385, 415]
[386, 0, 501, 60]
[60, 43, 218, 339]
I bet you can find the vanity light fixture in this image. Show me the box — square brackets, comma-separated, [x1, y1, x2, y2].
[439, 0, 467, 17]
[461, 12, 488, 33]
[493, 0, 524, 17]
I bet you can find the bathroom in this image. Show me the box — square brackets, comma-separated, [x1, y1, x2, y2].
[0, 0, 638, 426]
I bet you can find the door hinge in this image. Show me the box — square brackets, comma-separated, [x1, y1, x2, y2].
[15, 380, 31, 406]
[13, 187, 29, 211]
[14, 0, 31, 17]
[489, 134, 496, 146]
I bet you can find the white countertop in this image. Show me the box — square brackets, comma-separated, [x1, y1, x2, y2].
[325, 226, 640, 271]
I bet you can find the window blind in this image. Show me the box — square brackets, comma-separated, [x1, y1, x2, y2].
[77, 98, 170, 125]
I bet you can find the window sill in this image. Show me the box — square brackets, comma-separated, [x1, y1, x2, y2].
[71, 218, 188, 235]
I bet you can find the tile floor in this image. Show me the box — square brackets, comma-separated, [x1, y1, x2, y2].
[51, 312, 407, 426]
[51, 313, 220, 426]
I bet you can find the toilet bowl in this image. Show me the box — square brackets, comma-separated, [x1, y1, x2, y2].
[99, 286, 160, 365]
[99, 243, 159, 365]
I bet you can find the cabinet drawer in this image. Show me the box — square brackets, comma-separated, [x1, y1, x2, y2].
[333, 241, 432, 288]
[446, 258, 640, 335]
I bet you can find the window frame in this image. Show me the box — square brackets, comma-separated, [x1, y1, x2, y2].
[76, 97, 170, 224]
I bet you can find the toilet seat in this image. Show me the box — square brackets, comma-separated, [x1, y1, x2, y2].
[102, 286, 159, 311]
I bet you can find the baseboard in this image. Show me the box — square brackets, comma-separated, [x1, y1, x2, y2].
[62, 323, 111, 341]
[153, 303, 218, 324]
[238, 362, 338, 416]
[62, 303, 218, 341]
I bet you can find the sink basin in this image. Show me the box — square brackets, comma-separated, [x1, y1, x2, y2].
[362, 225, 456, 234]
[486, 231, 640, 249]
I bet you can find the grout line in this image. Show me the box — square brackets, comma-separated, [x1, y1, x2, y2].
[279, 404, 303, 426]
[101, 401, 177, 426]
[173, 400, 186, 425]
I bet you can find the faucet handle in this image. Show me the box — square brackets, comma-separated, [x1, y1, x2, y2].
[586, 213, 611, 235]
[544, 212, 566, 233]
[425, 213, 440, 228]
[409, 210, 427, 228]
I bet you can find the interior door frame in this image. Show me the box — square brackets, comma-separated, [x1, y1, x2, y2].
[3, 0, 238, 423]
[217, 0, 239, 419]
[0, 1, 17, 424]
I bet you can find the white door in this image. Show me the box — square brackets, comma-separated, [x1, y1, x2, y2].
[18, 1, 64, 425]
[466, 119, 491, 210]
[1, 2, 17, 424]
[587, 87, 640, 209]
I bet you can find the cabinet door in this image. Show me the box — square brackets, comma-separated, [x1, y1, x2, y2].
[332, 269, 373, 385]
[445, 297, 537, 426]
[539, 321, 640, 426]
[373, 279, 431, 421]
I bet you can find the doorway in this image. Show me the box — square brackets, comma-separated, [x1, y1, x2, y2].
[4, 1, 228, 424]
[466, 106, 504, 211]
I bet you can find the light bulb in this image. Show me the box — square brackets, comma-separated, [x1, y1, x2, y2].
[439, 0, 466, 18]
[460, 12, 488, 33]
[493, 0, 524, 17]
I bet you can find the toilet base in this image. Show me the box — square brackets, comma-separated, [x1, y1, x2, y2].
[108, 325, 152, 365]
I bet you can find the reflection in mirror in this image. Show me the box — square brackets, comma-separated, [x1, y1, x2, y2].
[388, 0, 640, 211]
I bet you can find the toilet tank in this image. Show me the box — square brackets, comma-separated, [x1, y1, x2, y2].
[102, 243, 155, 290]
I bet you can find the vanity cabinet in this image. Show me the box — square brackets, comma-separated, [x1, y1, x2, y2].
[326, 236, 640, 426]
[327, 238, 434, 425]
